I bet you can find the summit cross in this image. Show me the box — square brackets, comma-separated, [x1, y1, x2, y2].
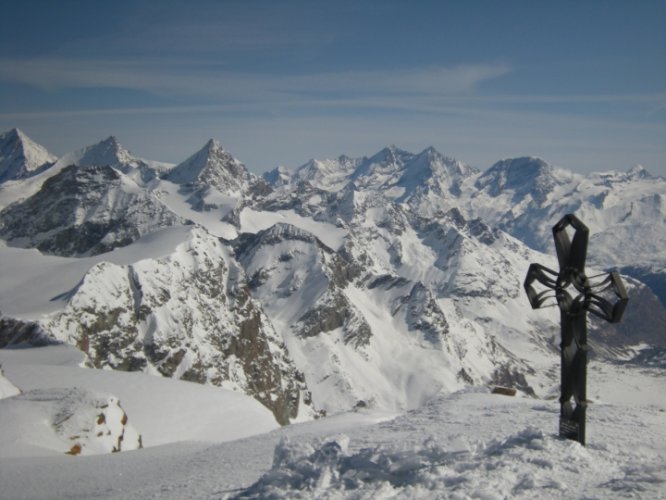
[524, 214, 628, 445]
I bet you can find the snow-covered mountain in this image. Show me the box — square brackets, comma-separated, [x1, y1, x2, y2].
[466, 156, 666, 267]
[0, 163, 184, 256]
[165, 139, 266, 224]
[457, 156, 666, 307]
[0, 130, 664, 433]
[42, 226, 315, 424]
[52, 135, 167, 184]
[0, 128, 56, 182]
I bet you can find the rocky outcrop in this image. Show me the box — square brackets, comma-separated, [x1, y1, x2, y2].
[43, 228, 315, 424]
[17, 388, 142, 455]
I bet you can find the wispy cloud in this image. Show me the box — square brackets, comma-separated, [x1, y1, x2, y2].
[0, 57, 510, 100]
[3, 56, 664, 118]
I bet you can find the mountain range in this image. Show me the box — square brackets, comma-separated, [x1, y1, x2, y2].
[0, 127, 664, 424]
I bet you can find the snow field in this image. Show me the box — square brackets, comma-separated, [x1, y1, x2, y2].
[0, 225, 193, 318]
[1, 373, 662, 499]
[0, 344, 279, 453]
[240, 207, 347, 250]
[236, 386, 666, 499]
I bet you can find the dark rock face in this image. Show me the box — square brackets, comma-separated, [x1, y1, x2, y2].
[295, 289, 372, 348]
[0, 316, 55, 348]
[400, 283, 450, 346]
[0, 164, 182, 256]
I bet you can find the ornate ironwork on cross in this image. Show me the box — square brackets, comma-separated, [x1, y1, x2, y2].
[524, 214, 628, 446]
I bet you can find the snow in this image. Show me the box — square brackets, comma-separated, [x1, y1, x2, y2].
[240, 389, 666, 499]
[0, 344, 279, 453]
[0, 364, 20, 398]
[240, 207, 347, 250]
[0, 225, 193, 318]
[0, 365, 663, 498]
[153, 180, 238, 239]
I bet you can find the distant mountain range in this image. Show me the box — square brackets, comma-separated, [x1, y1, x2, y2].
[1, 128, 664, 424]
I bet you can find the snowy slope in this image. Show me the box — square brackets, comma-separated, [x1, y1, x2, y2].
[0, 225, 193, 319]
[0, 364, 20, 398]
[0, 344, 279, 454]
[0, 360, 663, 498]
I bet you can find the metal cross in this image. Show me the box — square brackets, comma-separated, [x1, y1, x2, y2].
[524, 214, 628, 445]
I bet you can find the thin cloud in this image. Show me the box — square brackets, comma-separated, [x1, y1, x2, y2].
[0, 57, 510, 99]
[2, 57, 662, 114]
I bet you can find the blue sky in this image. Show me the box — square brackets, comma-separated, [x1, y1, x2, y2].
[1, 0, 664, 175]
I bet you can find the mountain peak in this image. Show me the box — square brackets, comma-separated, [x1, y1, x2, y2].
[167, 139, 250, 189]
[374, 145, 411, 162]
[53, 135, 142, 172]
[0, 128, 56, 182]
[99, 135, 122, 149]
[97, 136, 124, 155]
[204, 138, 221, 151]
[8, 127, 23, 140]
[474, 156, 575, 204]
[477, 156, 551, 186]
[627, 164, 652, 180]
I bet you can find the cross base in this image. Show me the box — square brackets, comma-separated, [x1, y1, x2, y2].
[559, 415, 585, 445]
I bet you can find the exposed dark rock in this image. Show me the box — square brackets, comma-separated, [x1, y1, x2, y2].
[0, 316, 56, 347]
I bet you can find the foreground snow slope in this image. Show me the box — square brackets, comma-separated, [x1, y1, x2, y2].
[0, 345, 279, 451]
[0, 356, 663, 499]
